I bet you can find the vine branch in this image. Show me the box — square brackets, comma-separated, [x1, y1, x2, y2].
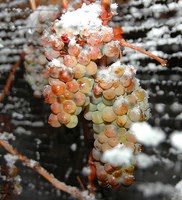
[0, 139, 85, 200]
[29, 0, 36, 11]
[62, 0, 69, 9]
[0, 54, 25, 102]
[120, 39, 168, 66]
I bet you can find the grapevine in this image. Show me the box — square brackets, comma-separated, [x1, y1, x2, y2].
[0, 0, 170, 199]
[42, 0, 166, 191]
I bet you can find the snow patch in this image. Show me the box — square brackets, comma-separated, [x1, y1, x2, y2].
[131, 122, 166, 147]
[136, 153, 159, 169]
[102, 145, 134, 167]
[170, 131, 182, 152]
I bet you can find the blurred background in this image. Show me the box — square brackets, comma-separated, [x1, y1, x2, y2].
[0, 0, 181, 199]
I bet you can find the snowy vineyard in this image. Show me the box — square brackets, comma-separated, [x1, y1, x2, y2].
[0, 0, 182, 200]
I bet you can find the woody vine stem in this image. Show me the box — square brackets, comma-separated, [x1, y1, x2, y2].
[0, 140, 85, 200]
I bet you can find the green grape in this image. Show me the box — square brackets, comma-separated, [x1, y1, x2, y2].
[50, 102, 62, 114]
[102, 107, 116, 123]
[86, 61, 98, 76]
[92, 111, 104, 124]
[88, 103, 97, 111]
[93, 124, 105, 134]
[65, 115, 78, 128]
[108, 137, 119, 147]
[84, 109, 93, 121]
[103, 87, 116, 100]
[128, 107, 143, 122]
[77, 77, 93, 94]
[63, 100, 76, 114]
[74, 106, 82, 115]
[73, 63, 86, 79]
[133, 88, 147, 101]
[98, 132, 108, 144]
[57, 110, 71, 124]
[73, 91, 86, 106]
[97, 101, 106, 112]
[113, 98, 128, 116]
[115, 84, 125, 96]
[48, 113, 61, 127]
[116, 115, 127, 127]
[92, 148, 101, 161]
[104, 125, 118, 138]
[101, 143, 112, 152]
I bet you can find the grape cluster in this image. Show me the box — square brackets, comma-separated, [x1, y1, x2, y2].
[43, 2, 150, 188]
[44, 58, 94, 128]
[84, 62, 149, 188]
[24, 6, 60, 97]
[92, 126, 139, 189]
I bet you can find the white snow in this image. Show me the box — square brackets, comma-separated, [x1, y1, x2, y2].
[173, 180, 182, 200]
[70, 143, 77, 151]
[0, 132, 15, 140]
[170, 102, 182, 113]
[97, 67, 116, 82]
[102, 145, 133, 167]
[82, 191, 96, 200]
[136, 153, 159, 169]
[26, 5, 59, 33]
[170, 131, 182, 152]
[55, 3, 102, 35]
[82, 166, 91, 176]
[29, 159, 38, 168]
[131, 122, 166, 147]
[14, 127, 31, 137]
[49, 58, 61, 67]
[137, 182, 175, 197]
[110, 3, 118, 14]
[176, 112, 182, 119]
[4, 153, 18, 167]
[155, 103, 165, 113]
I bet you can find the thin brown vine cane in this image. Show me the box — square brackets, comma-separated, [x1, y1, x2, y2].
[0, 53, 25, 102]
[100, 0, 167, 66]
[29, 0, 36, 11]
[0, 140, 86, 200]
[120, 39, 168, 66]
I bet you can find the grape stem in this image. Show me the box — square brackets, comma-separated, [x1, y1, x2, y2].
[100, 55, 107, 67]
[76, 176, 86, 191]
[101, 0, 111, 11]
[29, 0, 36, 11]
[101, 0, 113, 25]
[88, 153, 96, 194]
[0, 140, 85, 200]
[0, 53, 25, 102]
[62, 0, 69, 9]
[120, 39, 168, 66]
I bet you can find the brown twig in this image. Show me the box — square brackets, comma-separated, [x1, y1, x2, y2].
[0, 140, 85, 200]
[120, 39, 168, 66]
[76, 176, 86, 191]
[100, 55, 107, 67]
[29, 0, 36, 11]
[62, 0, 69, 9]
[101, 0, 111, 11]
[101, 0, 113, 25]
[0, 54, 25, 102]
[88, 153, 96, 195]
